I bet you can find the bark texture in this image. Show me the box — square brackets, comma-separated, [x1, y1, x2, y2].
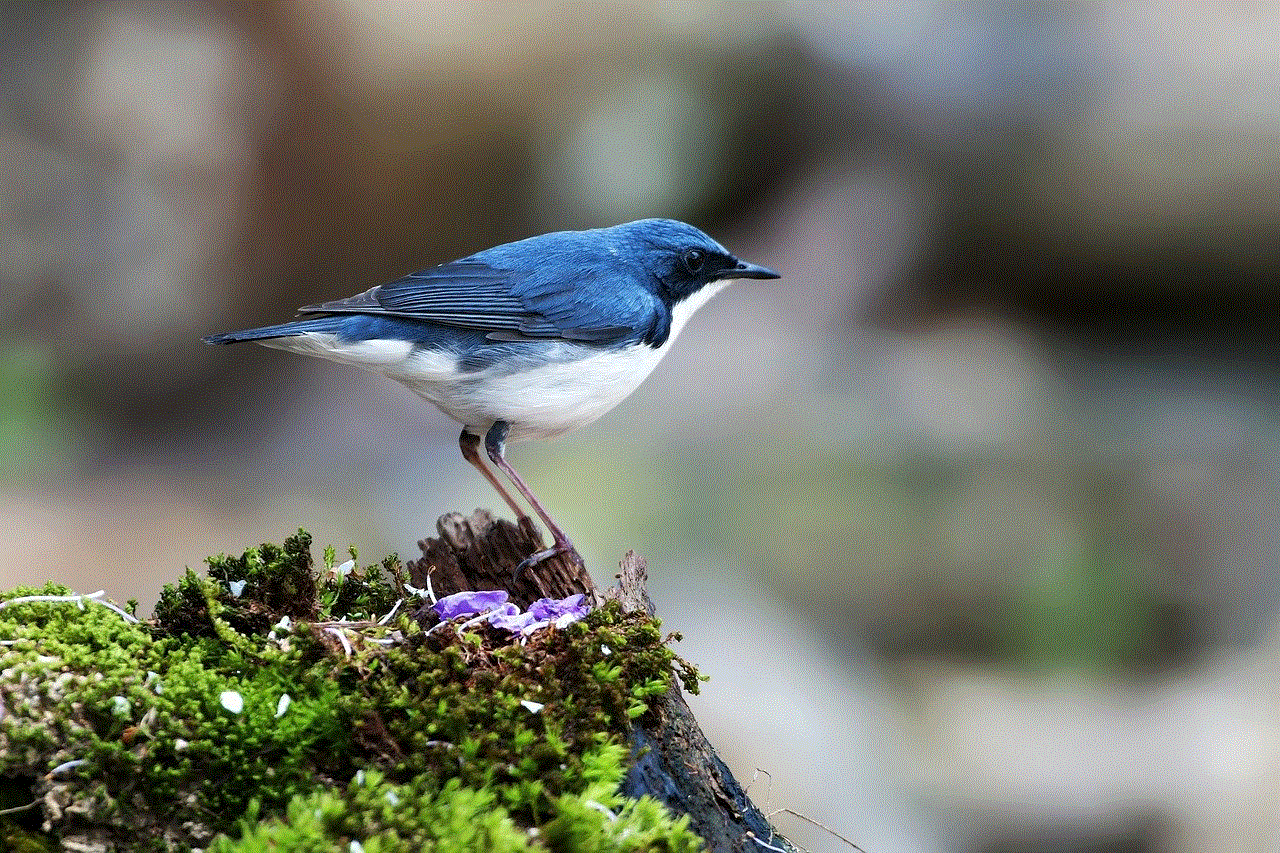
[406, 510, 794, 853]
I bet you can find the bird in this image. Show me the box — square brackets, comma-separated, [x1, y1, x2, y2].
[204, 218, 779, 575]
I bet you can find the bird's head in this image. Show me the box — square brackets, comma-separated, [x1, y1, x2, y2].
[608, 218, 779, 306]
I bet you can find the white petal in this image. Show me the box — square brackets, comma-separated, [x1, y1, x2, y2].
[219, 690, 244, 714]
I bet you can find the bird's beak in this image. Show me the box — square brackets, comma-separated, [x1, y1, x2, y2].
[722, 259, 780, 280]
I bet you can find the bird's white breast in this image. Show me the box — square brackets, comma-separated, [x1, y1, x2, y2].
[446, 343, 670, 440]
[267, 280, 732, 441]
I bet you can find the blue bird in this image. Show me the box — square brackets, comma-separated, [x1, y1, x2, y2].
[205, 218, 779, 574]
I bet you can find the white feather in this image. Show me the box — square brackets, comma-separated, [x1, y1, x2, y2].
[261, 333, 415, 365]
[262, 281, 732, 441]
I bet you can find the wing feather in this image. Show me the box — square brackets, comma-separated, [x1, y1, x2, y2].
[296, 250, 667, 345]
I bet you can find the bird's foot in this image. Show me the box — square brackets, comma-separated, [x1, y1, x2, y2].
[513, 537, 585, 581]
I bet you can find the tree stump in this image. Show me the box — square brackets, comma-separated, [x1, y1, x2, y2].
[406, 510, 794, 853]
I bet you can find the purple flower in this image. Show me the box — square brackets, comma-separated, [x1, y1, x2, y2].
[431, 590, 591, 635]
[486, 603, 536, 633]
[512, 595, 591, 635]
[431, 589, 508, 620]
[527, 594, 589, 624]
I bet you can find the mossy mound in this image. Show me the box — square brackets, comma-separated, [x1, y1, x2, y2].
[0, 532, 701, 852]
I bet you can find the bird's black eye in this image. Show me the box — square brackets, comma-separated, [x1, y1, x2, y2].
[682, 248, 706, 275]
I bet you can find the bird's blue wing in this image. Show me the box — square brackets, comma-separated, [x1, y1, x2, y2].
[301, 260, 545, 336]
[299, 252, 668, 346]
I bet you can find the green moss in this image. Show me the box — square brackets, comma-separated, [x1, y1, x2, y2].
[0, 533, 701, 852]
[153, 530, 401, 640]
[211, 768, 701, 853]
[0, 821, 55, 853]
[343, 599, 685, 826]
[0, 578, 355, 848]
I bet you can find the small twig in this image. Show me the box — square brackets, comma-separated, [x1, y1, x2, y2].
[583, 799, 618, 822]
[456, 612, 493, 632]
[425, 609, 492, 637]
[94, 598, 141, 623]
[0, 798, 39, 817]
[308, 615, 406, 649]
[323, 626, 353, 657]
[313, 618, 371, 629]
[745, 767, 774, 801]
[767, 807, 867, 853]
[376, 598, 404, 625]
[0, 590, 139, 623]
[749, 768, 865, 853]
[750, 835, 792, 853]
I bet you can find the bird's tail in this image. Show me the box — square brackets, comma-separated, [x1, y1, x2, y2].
[203, 316, 346, 345]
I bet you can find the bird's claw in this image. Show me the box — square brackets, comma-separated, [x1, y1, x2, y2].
[513, 541, 585, 581]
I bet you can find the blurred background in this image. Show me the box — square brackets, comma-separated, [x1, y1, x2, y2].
[3, 2, 1279, 851]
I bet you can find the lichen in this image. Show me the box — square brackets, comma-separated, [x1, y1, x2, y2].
[0, 532, 702, 852]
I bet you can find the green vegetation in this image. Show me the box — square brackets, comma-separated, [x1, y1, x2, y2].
[0, 532, 701, 851]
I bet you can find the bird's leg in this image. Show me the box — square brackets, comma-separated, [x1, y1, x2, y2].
[459, 429, 526, 520]
[484, 420, 585, 576]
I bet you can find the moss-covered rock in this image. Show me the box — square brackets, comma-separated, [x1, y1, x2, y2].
[0, 533, 702, 852]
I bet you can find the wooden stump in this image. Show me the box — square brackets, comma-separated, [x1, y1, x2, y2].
[406, 510, 794, 853]
[407, 509, 597, 607]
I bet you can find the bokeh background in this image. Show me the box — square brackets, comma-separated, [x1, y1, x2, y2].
[4, 3, 1280, 851]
